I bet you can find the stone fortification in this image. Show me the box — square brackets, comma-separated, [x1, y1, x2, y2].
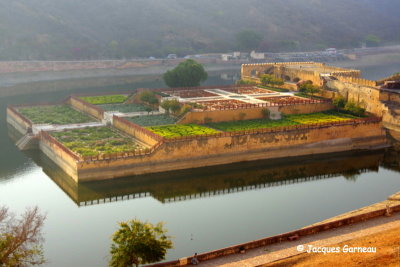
[241, 62, 360, 86]
[37, 117, 386, 182]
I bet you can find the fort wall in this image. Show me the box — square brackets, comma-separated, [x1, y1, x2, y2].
[326, 80, 383, 115]
[67, 96, 104, 120]
[241, 62, 361, 87]
[112, 116, 161, 146]
[39, 131, 79, 182]
[70, 119, 385, 181]
[6, 106, 32, 135]
[178, 102, 333, 124]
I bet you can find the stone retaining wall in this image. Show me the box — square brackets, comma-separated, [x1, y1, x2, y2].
[72, 119, 386, 181]
[145, 202, 400, 267]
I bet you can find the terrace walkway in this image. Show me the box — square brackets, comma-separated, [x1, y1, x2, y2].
[200, 212, 400, 267]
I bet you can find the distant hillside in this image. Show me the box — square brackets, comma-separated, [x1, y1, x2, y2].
[0, 0, 399, 60]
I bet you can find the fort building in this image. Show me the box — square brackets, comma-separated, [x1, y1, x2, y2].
[7, 62, 400, 182]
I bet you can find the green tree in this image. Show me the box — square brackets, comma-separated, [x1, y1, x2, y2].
[0, 206, 46, 266]
[109, 220, 173, 267]
[235, 30, 263, 51]
[333, 96, 346, 109]
[163, 59, 208, 88]
[299, 81, 320, 96]
[139, 90, 159, 107]
[344, 101, 365, 116]
[261, 74, 284, 86]
[169, 100, 181, 115]
[160, 100, 172, 115]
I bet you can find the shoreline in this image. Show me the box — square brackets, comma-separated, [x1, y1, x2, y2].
[145, 191, 400, 267]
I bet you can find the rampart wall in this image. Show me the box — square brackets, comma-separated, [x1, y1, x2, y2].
[178, 102, 333, 124]
[70, 118, 385, 181]
[241, 62, 360, 87]
[334, 75, 377, 87]
[6, 106, 32, 135]
[67, 96, 104, 120]
[112, 116, 161, 146]
[326, 80, 382, 115]
[39, 131, 79, 182]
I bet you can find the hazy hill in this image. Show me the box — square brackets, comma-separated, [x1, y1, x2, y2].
[0, 0, 399, 60]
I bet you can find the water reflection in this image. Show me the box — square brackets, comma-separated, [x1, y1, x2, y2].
[29, 150, 391, 206]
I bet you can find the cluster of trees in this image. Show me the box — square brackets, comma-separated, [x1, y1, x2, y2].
[163, 59, 208, 88]
[333, 96, 366, 116]
[160, 99, 181, 115]
[260, 74, 284, 87]
[0, 205, 173, 267]
[298, 81, 320, 96]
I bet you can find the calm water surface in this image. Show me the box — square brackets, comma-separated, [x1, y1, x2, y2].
[0, 66, 400, 267]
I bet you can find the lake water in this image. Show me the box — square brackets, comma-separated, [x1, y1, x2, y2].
[0, 64, 400, 267]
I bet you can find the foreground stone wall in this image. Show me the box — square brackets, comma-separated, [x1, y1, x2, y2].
[72, 120, 386, 181]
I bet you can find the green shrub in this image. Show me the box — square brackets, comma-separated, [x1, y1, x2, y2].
[236, 79, 257, 85]
[298, 81, 320, 95]
[80, 95, 128, 105]
[260, 74, 284, 86]
[98, 103, 152, 113]
[261, 108, 270, 119]
[146, 124, 219, 138]
[333, 96, 346, 109]
[126, 115, 177, 126]
[139, 90, 159, 106]
[344, 101, 365, 117]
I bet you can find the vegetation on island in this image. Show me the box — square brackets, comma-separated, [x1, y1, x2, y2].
[138, 90, 159, 108]
[163, 59, 208, 88]
[126, 114, 177, 126]
[160, 99, 181, 115]
[146, 124, 219, 138]
[333, 96, 366, 117]
[97, 103, 153, 113]
[298, 81, 320, 96]
[260, 74, 284, 87]
[109, 220, 173, 267]
[51, 127, 143, 157]
[80, 95, 129, 105]
[208, 111, 359, 132]
[0, 206, 46, 266]
[18, 105, 94, 125]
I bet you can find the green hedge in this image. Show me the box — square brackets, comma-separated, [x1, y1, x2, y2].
[80, 94, 128, 105]
[146, 124, 219, 138]
[18, 105, 94, 125]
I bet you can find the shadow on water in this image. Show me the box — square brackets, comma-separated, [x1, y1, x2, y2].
[25, 148, 395, 207]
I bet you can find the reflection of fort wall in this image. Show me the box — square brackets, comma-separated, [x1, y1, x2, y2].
[38, 150, 383, 206]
